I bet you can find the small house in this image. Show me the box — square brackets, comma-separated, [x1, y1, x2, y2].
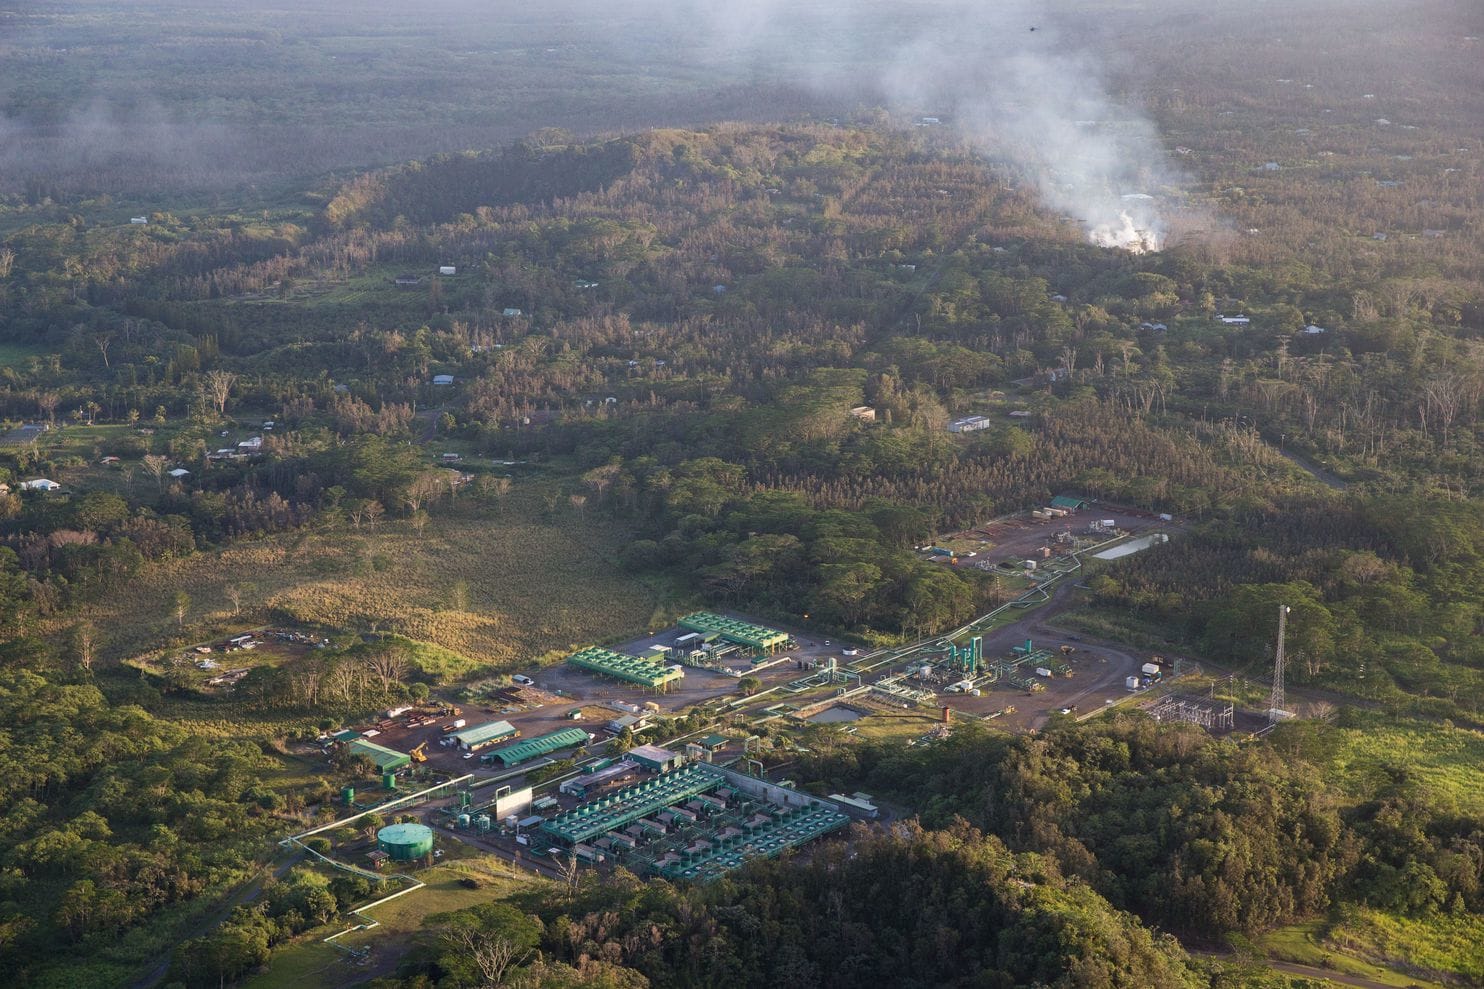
[441, 452, 462, 463]
[502, 308, 523, 317]
[20, 478, 60, 492]
[168, 468, 191, 478]
[627, 744, 681, 773]
[1217, 314, 1251, 325]
[438, 265, 456, 276]
[237, 436, 263, 451]
[394, 274, 423, 288]
[849, 406, 877, 423]
[948, 415, 992, 433]
[432, 374, 455, 386]
[1303, 324, 1328, 335]
[129, 216, 148, 225]
[697, 734, 729, 753]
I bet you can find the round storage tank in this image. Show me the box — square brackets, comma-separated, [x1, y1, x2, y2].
[377, 823, 434, 861]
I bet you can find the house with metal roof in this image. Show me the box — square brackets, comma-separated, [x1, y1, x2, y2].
[451, 720, 518, 751]
[696, 733, 730, 752]
[1050, 495, 1089, 511]
[488, 728, 589, 767]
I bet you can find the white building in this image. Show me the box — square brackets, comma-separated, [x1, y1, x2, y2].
[948, 415, 992, 433]
[432, 374, 455, 386]
[20, 478, 60, 492]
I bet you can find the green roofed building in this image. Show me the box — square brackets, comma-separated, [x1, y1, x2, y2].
[677, 612, 789, 654]
[348, 738, 411, 771]
[567, 646, 684, 691]
[489, 728, 589, 767]
[1050, 495, 1088, 510]
[450, 720, 518, 751]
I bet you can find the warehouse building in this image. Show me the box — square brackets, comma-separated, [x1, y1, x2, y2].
[347, 738, 412, 772]
[487, 727, 589, 767]
[451, 720, 519, 752]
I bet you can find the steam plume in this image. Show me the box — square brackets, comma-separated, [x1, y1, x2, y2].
[682, 0, 1175, 251]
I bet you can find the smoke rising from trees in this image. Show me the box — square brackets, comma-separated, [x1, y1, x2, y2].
[681, 0, 1178, 250]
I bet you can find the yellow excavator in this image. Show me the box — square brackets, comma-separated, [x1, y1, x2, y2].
[409, 741, 429, 763]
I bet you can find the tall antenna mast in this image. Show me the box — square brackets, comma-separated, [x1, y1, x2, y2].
[1270, 604, 1290, 724]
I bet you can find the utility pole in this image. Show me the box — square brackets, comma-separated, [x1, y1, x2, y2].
[1270, 604, 1290, 724]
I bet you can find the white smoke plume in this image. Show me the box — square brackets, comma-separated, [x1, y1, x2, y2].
[675, 0, 1176, 251]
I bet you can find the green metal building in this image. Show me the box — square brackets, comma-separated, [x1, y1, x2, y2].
[677, 612, 789, 654]
[567, 645, 684, 690]
[488, 727, 590, 767]
[450, 720, 518, 751]
[348, 738, 412, 771]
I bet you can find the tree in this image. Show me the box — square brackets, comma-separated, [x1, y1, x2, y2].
[204, 369, 237, 416]
[173, 591, 190, 629]
[224, 584, 244, 617]
[70, 622, 96, 676]
[365, 645, 410, 694]
[142, 454, 169, 492]
[738, 675, 763, 696]
[93, 333, 114, 369]
[608, 726, 636, 755]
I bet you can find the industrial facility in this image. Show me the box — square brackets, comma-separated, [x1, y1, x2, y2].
[376, 822, 435, 861]
[536, 763, 850, 880]
[676, 612, 790, 655]
[567, 645, 685, 691]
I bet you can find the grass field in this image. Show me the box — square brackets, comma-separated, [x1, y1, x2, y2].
[1326, 908, 1484, 985]
[1324, 712, 1484, 815]
[64, 492, 667, 677]
[1256, 918, 1455, 989]
[244, 856, 539, 989]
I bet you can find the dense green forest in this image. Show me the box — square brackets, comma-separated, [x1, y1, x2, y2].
[1, 2, 1482, 985]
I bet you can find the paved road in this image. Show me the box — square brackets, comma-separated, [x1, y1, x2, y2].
[1281, 449, 1349, 491]
[1193, 950, 1425, 989]
[131, 851, 303, 988]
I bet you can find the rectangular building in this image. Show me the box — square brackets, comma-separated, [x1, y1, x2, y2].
[451, 720, 518, 752]
[488, 728, 590, 767]
[348, 738, 412, 771]
[677, 612, 789, 654]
